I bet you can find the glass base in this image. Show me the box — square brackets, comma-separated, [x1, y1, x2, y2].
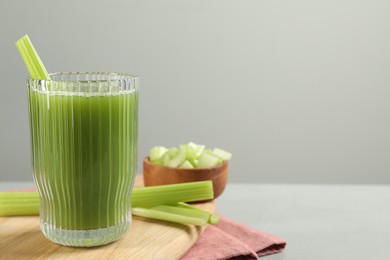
[40, 221, 130, 247]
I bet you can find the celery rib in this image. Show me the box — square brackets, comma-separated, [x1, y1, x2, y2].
[0, 202, 40, 216]
[0, 192, 39, 200]
[132, 204, 216, 226]
[131, 181, 213, 208]
[132, 207, 207, 226]
[15, 34, 51, 80]
[151, 205, 209, 222]
[0, 181, 213, 217]
[173, 202, 220, 224]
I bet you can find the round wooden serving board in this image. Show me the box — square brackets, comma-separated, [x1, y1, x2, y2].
[0, 175, 215, 259]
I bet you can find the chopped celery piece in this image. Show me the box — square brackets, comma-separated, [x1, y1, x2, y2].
[15, 35, 50, 80]
[179, 145, 197, 160]
[174, 202, 220, 224]
[165, 152, 186, 168]
[197, 151, 222, 168]
[0, 181, 213, 216]
[161, 152, 171, 166]
[212, 148, 232, 161]
[166, 147, 179, 157]
[204, 149, 213, 155]
[180, 142, 205, 160]
[159, 147, 180, 166]
[149, 146, 168, 163]
[188, 142, 205, 158]
[189, 159, 199, 167]
[179, 160, 194, 169]
[132, 207, 207, 226]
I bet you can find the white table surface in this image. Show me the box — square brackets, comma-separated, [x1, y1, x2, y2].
[1, 182, 390, 260]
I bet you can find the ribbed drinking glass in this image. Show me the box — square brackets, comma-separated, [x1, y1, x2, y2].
[27, 72, 139, 247]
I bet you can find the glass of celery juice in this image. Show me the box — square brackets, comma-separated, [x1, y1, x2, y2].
[27, 72, 139, 247]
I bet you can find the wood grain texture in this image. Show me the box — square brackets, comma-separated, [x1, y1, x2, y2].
[0, 175, 214, 260]
[143, 157, 228, 199]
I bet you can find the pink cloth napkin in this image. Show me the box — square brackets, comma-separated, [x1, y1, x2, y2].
[181, 216, 286, 260]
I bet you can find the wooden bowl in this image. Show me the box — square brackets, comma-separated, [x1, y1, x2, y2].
[143, 157, 228, 200]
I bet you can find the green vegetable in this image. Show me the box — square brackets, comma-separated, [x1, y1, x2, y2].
[131, 181, 213, 208]
[180, 142, 205, 160]
[149, 146, 168, 163]
[0, 181, 214, 217]
[149, 142, 232, 168]
[187, 142, 206, 157]
[15, 34, 50, 80]
[173, 202, 220, 224]
[179, 160, 194, 169]
[0, 192, 39, 216]
[165, 152, 186, 168]
[132, 205, 209, 226]
[132, 201, 221, 226]
[160, 147, 179, 166]
[212, 148, 232, 161]
[189, 159, 199, 167]
[197, 152, 222, 168]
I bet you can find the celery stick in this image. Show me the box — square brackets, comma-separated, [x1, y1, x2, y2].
[173, 202, 220, 224]
[0, 202, 40, 216]
[151, 205, 209, 222]
[0, 181, 213, 216]
[133, 204, 219, 226]
[15, 35, 50, 80]
[0, 192, 39, 200]
[132, 207, 207, 226]
[0, 192, 40, 216]
[132, 181, 213, 208]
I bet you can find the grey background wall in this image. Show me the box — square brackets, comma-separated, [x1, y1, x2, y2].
[1, 0, 389, 183]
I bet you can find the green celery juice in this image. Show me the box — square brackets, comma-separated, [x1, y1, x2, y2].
[28, 81, 138, 237]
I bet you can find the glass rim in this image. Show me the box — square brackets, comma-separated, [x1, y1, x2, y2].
[27, 72, 138, 83]
[27, 72, 139, 94]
